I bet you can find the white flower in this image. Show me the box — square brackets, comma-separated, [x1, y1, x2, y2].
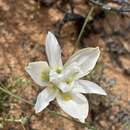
[25, 32, 107, 122]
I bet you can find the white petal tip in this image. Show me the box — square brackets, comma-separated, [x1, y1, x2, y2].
[103, 92, 107, 96]
[95, 47, 100, 54]
[34, 106, 42, 114]
[34, 108, 39, 113]
[96, 46, 99, 49]
[98, 90, 107, 96]
[47, 31, 54, 36]
[79, 118, 85, 123]
[99, 91, 107, 96]
[35, 110, 39, 114]
[25, 66, 30, 72]
[99, 88, 107, 96]
[25, 66, 27, 71]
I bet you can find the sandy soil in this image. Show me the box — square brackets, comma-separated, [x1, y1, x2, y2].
[0, 0, 130, 130]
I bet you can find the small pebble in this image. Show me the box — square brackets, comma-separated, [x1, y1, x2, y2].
[99, 120, 108, 128]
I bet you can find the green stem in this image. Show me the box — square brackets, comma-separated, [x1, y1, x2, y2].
[0, 85, 92, 128]
[38, 0, 40, 9]
[46, 109, 91, 128]
[0, 117, 21, 123]
[0, 86, 33, 105]
[75, 6, 94, 48]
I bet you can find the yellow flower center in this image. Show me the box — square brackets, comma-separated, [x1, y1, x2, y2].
[61, 92, 72, 101]
[55, 66, 62, 74]
[41, 71, 49, 81]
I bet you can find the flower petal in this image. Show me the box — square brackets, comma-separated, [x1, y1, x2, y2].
[73, 80, 107, 95]
[45, 32, 63, 69]
[49, 70, 63, 84]
[58, 81, 74, 93]
[63, 62, 83, 80]
[25, 61, 49, 86]
[34, 87, 57, 113]
[64, 47, 100, 78]
[57, 93, 89, 122]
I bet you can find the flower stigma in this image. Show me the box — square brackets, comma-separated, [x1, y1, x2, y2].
[66, 76, 75, 85]
[55, 66, 63, 74]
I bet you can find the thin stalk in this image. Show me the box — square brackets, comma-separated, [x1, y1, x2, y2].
[0, 85, 92, 128]
[38, 0, 40, 9]
[46, 109, 91, 128]
[0, 117, 21, 123]
[0, 86, 33, 105]
[75, 6, 94, 49]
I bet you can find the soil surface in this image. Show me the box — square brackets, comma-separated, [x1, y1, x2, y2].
[0, 0, 130, 130]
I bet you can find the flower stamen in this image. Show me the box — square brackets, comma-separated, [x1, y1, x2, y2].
[61, 92, 72, 101]
[41, 71, 49, 81]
